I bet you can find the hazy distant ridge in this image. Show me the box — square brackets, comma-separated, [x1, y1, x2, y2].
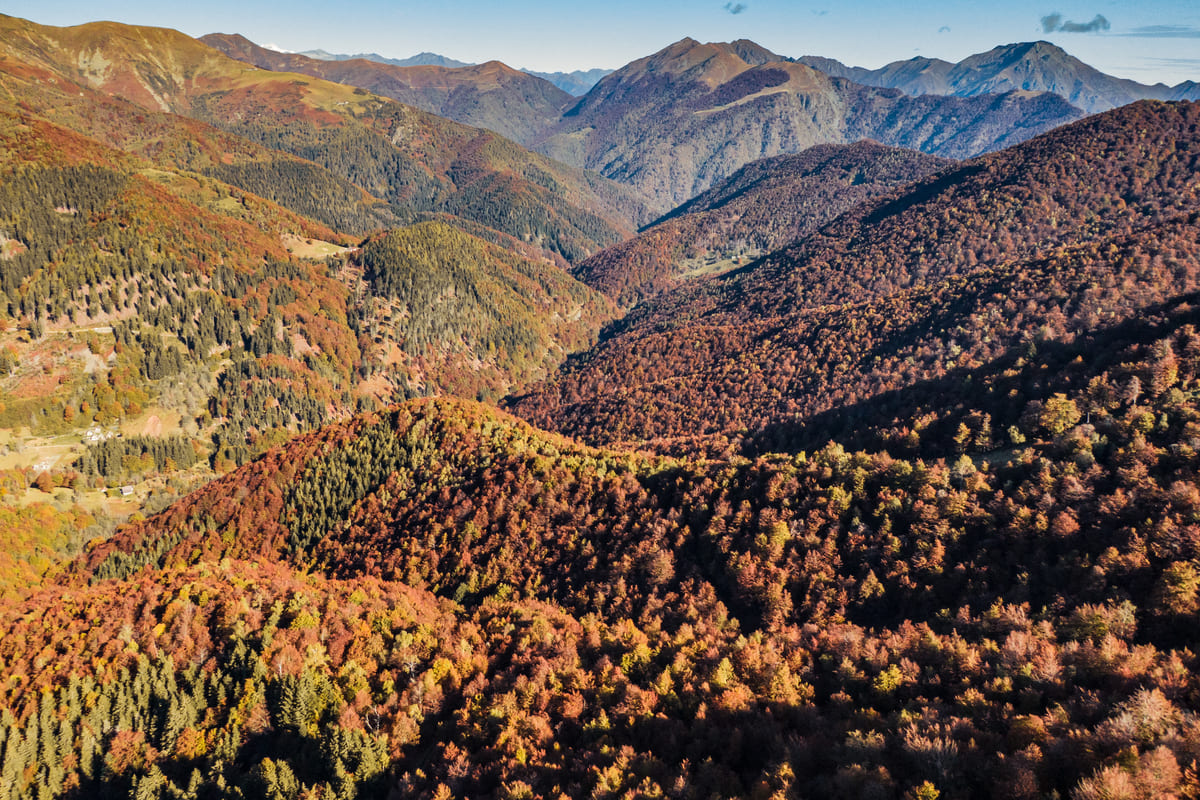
[299, 49, 473, 68]
[297, 46, 611, 94]
[797, 41, 1200, 113]
[523, 67, 614, 96]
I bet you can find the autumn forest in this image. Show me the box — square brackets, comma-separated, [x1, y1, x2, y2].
[0, 10, 1199, 800]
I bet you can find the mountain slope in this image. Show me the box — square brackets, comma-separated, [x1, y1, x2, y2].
[0, 14, 652, 261]
[537, 37, 1082, 208]
[0, 103, 372, 475]
[201, 33, 572, 147]
[0, 92, 616, 485]
[511, 101, 1200, 452]
[573, 141, 950, 306]
[348, 221, 617, 400]
[799, 41, 1200, 114]
[0, 23, 409, 235]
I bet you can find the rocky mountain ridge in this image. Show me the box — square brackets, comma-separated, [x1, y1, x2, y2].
[536, 37, 1082, 208]
[798, 40, 1200, 114]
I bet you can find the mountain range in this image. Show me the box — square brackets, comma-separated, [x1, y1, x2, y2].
[294, 45, 611, 95]
[0, 15, 649, 251]
[536, 37, 1082, 207]
[205, 34, 1134, 212]
[258, 37, 1200, 113]
[201, 35, 1200, 211]
[2, 9, 1200, 800]
[298, 48, 474, 69]
[200, 33, 575, 147]
[798, 40, 1200, 114]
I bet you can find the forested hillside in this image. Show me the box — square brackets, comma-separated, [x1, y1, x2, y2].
[0, 27, 410, 234]
[0, 111, 618, 473]
[0, 108, 361, 461]
[0, 71, 626, 616]
[512, 101, 1200, 454]
[2, 381, 1200, 797]
[348, 220, 617, 400]
[574, 143, 949, 306]
[0, 14, 641, 508]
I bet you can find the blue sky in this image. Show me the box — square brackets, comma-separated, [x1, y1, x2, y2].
[5, 0, 1199, 84]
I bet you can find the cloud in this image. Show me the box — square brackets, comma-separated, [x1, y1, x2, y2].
[724, 2, 747, 14]
[1120, 24, 1200, 38]
[1041, 12, 1110, 34]
[938, 25, 951, 33]
[1145, 56, 1200, 67]
[1040, 13, 1062, 31]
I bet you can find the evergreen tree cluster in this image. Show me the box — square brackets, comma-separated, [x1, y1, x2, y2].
[76, 435, 200, 484]
[203, 160, 406, 235]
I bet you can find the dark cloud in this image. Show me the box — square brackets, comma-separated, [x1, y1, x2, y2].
[724, 2, 747, 14]
[1121, 24, 1200, 38]
[938, 25, 951, 33]
[1041, 12, 1110, 34]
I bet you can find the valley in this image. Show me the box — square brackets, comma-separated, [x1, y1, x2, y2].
[0, 10, 1198, 800]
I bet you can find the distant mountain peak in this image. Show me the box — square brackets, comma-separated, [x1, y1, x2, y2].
[654, 36, 783, 63]
[1022, 40, 1068, 55]
[617, 37, 787, 89]
[522, 67, 613, 96]
[727, 38, 787, 65]
[475, 59, 521, 76]
[799, 40, 1200, 113]
[962, 40, 1074, 70]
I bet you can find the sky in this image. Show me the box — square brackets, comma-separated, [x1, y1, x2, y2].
[4, 0, 1199, 84]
